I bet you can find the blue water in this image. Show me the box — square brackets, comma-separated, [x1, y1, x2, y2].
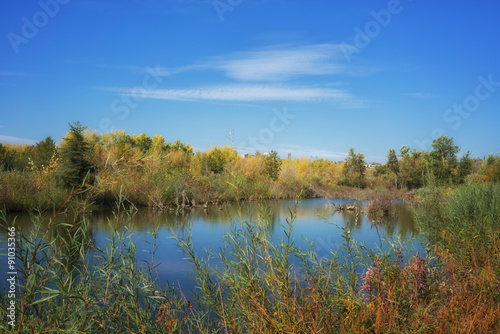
[1, 198, 422, 297]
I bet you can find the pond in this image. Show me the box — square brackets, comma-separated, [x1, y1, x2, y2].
[1, 198, 422, 295]
[0, 198, 421, 291]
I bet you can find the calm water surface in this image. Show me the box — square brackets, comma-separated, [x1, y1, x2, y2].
[1, 198, 422, 293]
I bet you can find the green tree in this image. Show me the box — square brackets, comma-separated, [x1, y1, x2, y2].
[456, 151, 473, 184]
[32, 136, 57, 169]
[430, 135, 460, 185]
[207, 147, 225, 174]
[386, 148, 399, 188]
[206, 146, 236, 174]
[342, 147, 366, 188]
[398, 147, 425, 189]
[265, 150, 282, 181]
[56, 122, 95, 189]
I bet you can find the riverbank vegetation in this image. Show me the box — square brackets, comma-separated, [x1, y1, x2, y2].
[0, 122, 498, 332]
[1, 122, 498, 212]
[1, 179, 498, 332]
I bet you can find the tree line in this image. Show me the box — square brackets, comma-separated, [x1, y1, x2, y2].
[0, 121, 498, 211]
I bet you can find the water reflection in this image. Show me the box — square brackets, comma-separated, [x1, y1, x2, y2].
[2, 199, 416, 237]
[1, 198, 418, 291]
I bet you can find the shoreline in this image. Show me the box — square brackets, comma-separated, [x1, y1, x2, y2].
[2, 185, 412, 214]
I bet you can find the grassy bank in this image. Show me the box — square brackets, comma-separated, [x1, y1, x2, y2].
[0, 162, 410, 213]
[2, 127, 497, 213]
[1, 182, 499, 332]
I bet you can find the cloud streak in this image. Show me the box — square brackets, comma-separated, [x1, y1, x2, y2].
[210, 44, 354, 82]
[102, 44, 364, 107]
[140, 43, 356, 81]
[110, 83, 362, 106]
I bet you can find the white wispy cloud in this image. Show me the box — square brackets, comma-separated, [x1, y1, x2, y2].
[109, 83, 362, 106]
[102, 44, 365, 106]
[137, 43, 356, 81]
[0, 135, 37, 145]
[210, 44, 354, 82]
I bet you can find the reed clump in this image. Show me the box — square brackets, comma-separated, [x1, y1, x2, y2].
[367, 191, 395, 220]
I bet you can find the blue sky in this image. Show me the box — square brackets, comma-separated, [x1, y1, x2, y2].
[1, 0, 499, 162]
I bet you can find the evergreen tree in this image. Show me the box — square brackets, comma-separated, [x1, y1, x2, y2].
[56, 122, 95, 189]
